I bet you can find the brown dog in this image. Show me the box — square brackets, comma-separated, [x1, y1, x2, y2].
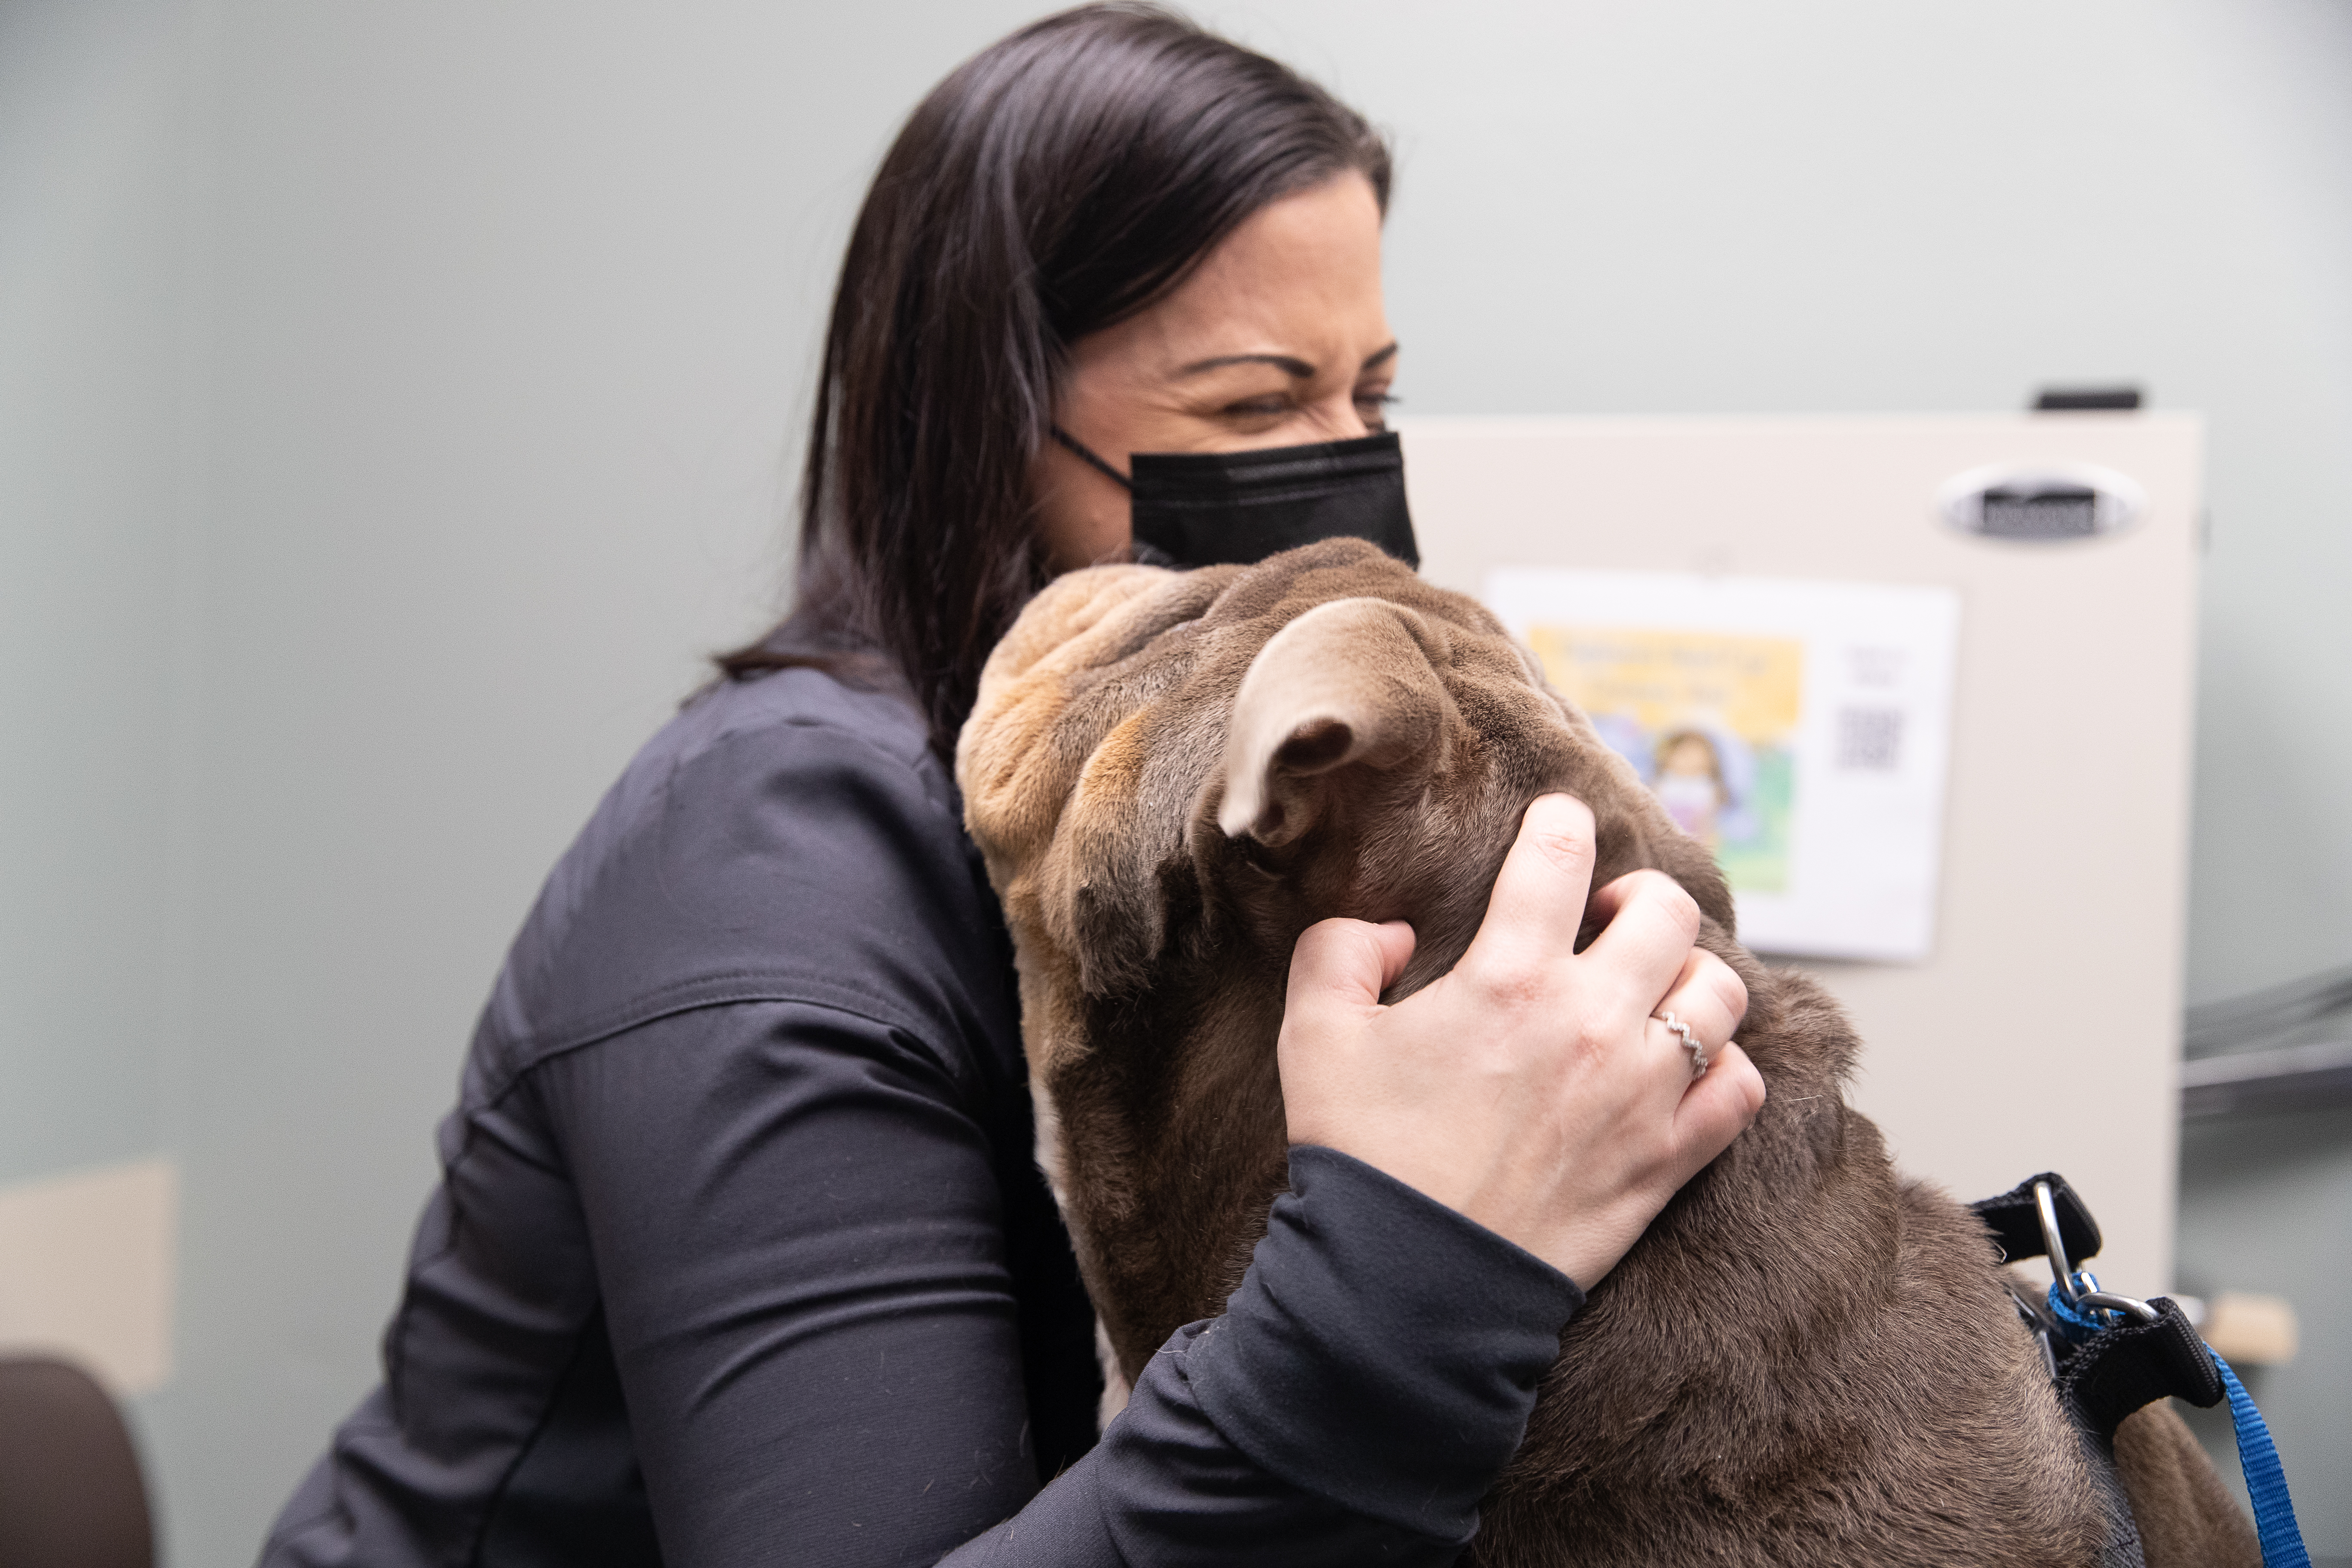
[956, 538, 2250, 1566]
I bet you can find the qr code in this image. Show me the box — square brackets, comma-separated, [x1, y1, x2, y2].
[1836, 707, 1903, 771]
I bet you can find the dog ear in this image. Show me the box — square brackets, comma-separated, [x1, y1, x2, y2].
[1217, 597, 1448, 848]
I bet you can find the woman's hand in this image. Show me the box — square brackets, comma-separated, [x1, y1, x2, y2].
[1277, 793, 1765, 1289]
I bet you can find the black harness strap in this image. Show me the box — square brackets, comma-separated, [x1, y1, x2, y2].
[2056, 1296, 2226, 1440]
[1970, 1172, 2305, 1565]
[1969, 1171, 2103, 1268]
[1969, 1173, 2225, 1439]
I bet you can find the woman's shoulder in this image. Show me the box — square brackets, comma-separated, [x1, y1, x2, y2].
[640, 661, 962, 849]
[473, 664, 1019, 1092]
[686, 658, 942, 784]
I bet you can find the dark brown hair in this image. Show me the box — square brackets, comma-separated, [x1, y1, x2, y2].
[715, 3, 1391, 753]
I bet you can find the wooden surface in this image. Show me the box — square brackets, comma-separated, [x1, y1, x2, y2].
[1403, 413, 2204, 1292]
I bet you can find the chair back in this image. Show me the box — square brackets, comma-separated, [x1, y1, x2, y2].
[0, 1357, 154, 1568]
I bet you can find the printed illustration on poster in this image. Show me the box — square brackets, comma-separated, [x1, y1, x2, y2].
[1483, 570, 1961, 962]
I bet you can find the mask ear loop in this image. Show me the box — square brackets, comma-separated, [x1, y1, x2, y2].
[1049, 425, 1133, 490]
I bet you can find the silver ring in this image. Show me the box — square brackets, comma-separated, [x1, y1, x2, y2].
[1657, 1009, 1709, 1078]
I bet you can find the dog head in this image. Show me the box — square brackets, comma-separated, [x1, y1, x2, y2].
[960, 537, 1731, 1032]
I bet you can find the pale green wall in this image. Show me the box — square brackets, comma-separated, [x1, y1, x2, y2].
[0, 0, 191, 1188]
[5, 2, 2347, 1562]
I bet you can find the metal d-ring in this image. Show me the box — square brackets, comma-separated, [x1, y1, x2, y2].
[2032, 1181, 2162, 1330]
[2034, 1179, 2079, 1304]
[2078, 1289, 2161, 1325]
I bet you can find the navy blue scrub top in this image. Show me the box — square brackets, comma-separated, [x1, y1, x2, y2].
[260, 663, 1581, 1567]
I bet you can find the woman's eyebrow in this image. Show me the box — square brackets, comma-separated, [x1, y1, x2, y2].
[1173, 341, 1401, 378]
[1176, 352, 1317, 378]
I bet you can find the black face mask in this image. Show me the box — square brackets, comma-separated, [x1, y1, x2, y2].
[1050, 427, 1419, 570]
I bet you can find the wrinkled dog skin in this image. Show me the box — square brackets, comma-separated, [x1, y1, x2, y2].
[958, 538, 2125, 1565]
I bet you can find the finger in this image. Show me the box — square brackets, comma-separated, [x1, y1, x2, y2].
[1668, 1041, 1767, 1171]
[1577, 869, 1703, 1018]
[1457, 794, 1596, 986]
[1369, 919, 1416, 992]
[1287, 917, 1418, 1023]
[1652, 949, 1748, 1050]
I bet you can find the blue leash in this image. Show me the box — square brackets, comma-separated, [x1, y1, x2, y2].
[2210, 1349, 2310, 1568]
[2048, 1280, 2310, 1568]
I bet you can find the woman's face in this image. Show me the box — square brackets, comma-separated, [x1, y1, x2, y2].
[1035, 173, 1396, 572]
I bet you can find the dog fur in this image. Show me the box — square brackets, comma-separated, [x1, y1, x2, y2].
[956, 538, 2250, 1566]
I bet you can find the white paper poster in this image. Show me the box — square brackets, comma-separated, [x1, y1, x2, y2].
[1484, 569, 1961, 962]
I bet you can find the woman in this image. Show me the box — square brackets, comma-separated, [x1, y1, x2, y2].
[263, 8, 1762, 1565]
